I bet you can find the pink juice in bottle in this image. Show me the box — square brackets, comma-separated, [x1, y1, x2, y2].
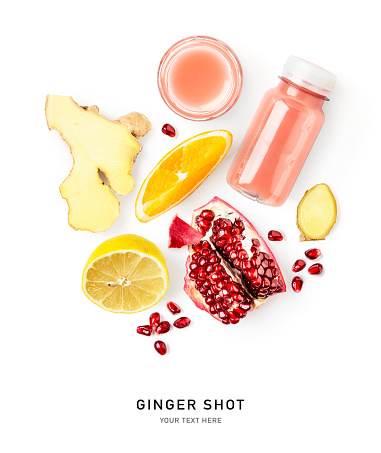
[227, 56, 336, 206]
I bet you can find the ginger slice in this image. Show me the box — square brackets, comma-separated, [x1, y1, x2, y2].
[297, 183, 337, 241]
[45, 95, 151, 232]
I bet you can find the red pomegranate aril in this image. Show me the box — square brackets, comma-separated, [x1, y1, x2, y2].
[218, 310, 229, 320]
[244, 267, 258, 279]
[252, 276, 262, 287]
[229, 251, 238, 260]
[272, 268, 280, 277]
[241, 260, 251, 271]
[149, 312, 160, 328]
[232, 293, 245, 302]
[305, 248, 321, 260]
[292, 276, 303, 293]
[308, 263, 323, 275]
[251, 256, 261, 267]
[221, 318, 230, 325]
[197, 271, 207, 280]
[238, 250, 248, 260]
[210, 272, 222, 282]
[167, 301, 181, 315]
[222, 300, 232, 310]
[227, 282, 241, 293]
[215, 300, 223, 309]
[200, 209, 215, 221]
[292, 259, 306, 272]
[209, 255, 220, 264]
[252, 238, 261, 247]
[268, 230, 284, 241]
[198, 257, 207, 266]
[265, 269, 273, 278]
[229, 311, 240, 324]
[156, 321, 170, 334]
[154, 340, 167, 356]
[239, 302, 252, 311]
[233, 308, 246, 318]
[162, 123, 176, 137]
[209, 305, 217, 314]
[137, 325, 152, 336]
[197, 218, 211, 231]
[174, 317, 191, 328]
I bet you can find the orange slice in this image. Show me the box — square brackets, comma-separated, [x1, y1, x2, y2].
[135, 130, 233, 222]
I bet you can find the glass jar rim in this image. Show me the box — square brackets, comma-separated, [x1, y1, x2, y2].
[157, 35, 243, 121]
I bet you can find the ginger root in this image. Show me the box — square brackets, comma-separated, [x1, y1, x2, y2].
[297, 183, 337, 241]
[45, 95, 151, 232]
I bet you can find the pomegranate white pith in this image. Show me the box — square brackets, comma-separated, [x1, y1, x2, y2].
[184, 197, 286, 324]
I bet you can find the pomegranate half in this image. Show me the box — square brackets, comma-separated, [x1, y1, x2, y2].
[184, 197, 286, 324]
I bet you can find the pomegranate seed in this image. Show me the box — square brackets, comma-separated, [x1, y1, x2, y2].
[292, 259, 306, 272]
[308, 263, 323, 275]
[292, 276, 303, 293]
[154, 340, 167, 355]
[137, 325, 152, 336]
[149, 312, 160, 328]
[252, 238, 261, 247]
[200, 209, 215, 221]
[268, 230, 284, 241]
[197, 218, 211, 231]
[233, 308, 246, 318]
[229, 311, 240, 324]
[156, 321, 170, 334]
[305, 248, 321, 260]
[239, 302, 252, 311]
[161, 123, 176, 137]
[174, 317, 191, 328]
[167, 301, 181, 315]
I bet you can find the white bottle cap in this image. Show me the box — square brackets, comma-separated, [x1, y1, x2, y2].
[281, 56, 337, 98]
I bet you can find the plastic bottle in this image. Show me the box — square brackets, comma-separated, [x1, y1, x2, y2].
[227, 56, 336, 206]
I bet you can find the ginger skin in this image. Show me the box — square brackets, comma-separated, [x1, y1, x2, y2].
[45, 95, 150, 232]
[117, 112, 151, 139]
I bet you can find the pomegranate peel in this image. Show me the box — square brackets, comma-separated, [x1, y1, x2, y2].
[184, 197, 286, 324]
[168, 215, 203, 248]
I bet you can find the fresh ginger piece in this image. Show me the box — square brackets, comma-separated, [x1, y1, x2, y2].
[297, 183, 337, 241]
[45, 95, 150, 232]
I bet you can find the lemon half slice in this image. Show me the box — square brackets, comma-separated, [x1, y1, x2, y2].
[82, 234, 169, 313]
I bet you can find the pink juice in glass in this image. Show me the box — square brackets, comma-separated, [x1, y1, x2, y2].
[227, 56, 336, 206]
[158, 36, 243, 120]
[169, 47, 230, 109]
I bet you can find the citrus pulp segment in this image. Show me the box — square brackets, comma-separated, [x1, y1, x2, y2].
[135, 130, 233, 222]
[82, 234, 169, 313]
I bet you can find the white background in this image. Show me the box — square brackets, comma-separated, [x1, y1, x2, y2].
[1, 1, 380, 452]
